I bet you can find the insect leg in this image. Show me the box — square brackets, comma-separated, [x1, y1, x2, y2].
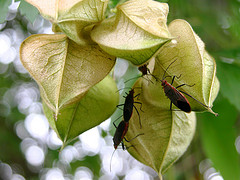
[124, 133, 144, 142]
[176, 74, 182, 79]
[171, 76, 175, 85]
[162, 59, 178, 80]
[124, 76, 141, 83]
[121, 142, 125, 150]
[134, 93, 140, 98]
[121, 142, 137, 150]
[113, 115, 123, 128]
[116, 104, 124, 110]
[170, 101, 173, 111]
[125, 145, 134, 150]
[134, 101, 143, 112]
[113, 122, 117, 129]
[133, 105, 142, 128]
[163, 75, 172, 81]
[175, 83, 186, 89]
[178, 90, 208, 108]
[175, 83, 195, 89]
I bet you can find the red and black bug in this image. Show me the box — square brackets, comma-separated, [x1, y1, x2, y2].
[113, 88, 143, 151]
[112, 120, 143, 150]
[116, 89, 142, 127]
[158, 59, 194, 113]
[110, 120, 143, 171]
[110, 120, 128, 171]
[161, 77, 192, 112]
[112, 120, 129, 150]
[110, 88, 144, 171]
[159, 59, 216, 114]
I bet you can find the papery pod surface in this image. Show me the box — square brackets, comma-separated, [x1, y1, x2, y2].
[26, 0, 109, 45]
[43, 75, 119, 147]
[20, 34, 115, 115]
[91, 0, 172, 65]
[124, 79, 196, 179]
[142, 19, 219, 115]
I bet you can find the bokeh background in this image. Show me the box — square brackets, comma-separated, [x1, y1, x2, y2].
[0, 0, 240, 179]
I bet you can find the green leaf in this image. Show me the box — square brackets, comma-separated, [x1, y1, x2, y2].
[143, 19, 219, 115]
[0, 120, 22, 162]
[0, 0, 11, 23]
[91, 0, 172, 65]
[20, 34, 115, 115]
[19, 0, 39, 24]
[26, 0, 109, 45]
[217, 60, 240, 111]
[198, 94, 240, 180]
[125, 79, 196, 179]
[43, 75, 119, 147]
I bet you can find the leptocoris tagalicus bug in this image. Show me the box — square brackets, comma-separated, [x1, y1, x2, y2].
[158, 59, 195, 113]
[110, 119, 143, 171]
[116, 88, 143, 128]
[110, 88, 144, 171]
[158, 59, 218, 116]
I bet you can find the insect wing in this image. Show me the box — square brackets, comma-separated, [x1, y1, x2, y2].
[123, 99, 134, 122]
[113, 121, 129, 149]
[164, 83, 191, 113]
[123, 90, 134, 122]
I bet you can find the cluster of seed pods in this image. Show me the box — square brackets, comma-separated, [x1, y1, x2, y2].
[110, 59, 219, 170]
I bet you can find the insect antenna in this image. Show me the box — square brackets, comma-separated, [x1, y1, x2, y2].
[115, 87, 132, 93]
[124, 76, 142, 83]
[162, 59, 178, 80]
[179, 90, 219, 116]
[110, 149, 117, 172]
[116, 87, 142, 93]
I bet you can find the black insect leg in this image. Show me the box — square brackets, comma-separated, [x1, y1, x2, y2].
[171, 75, 181, 85]
[134, 101, 143, 112]
[122, 133, 144, 151]
[175, 83, 186, 89]
[176, 83, 195, 89]
[113, 115, 123, 128]
[133, 105, 142, 128]
[114, 142, 126, 150]
[121, 142, 125, 150]
[134, 93, 140, 100]
[170, 101, 173, 111]
[116, 104, 124, 110]
[169, 73, 194, 89]
[118, 133, 144, 151]
[124, 133, 144, 142]
[163, 75, 172, 81]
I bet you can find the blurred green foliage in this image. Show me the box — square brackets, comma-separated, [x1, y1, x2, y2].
[162, 0, 240, 179]
[18, 0, 39, 23]
[0, 0, 12, 23]
[0, 0, 240, 179]
[198, 94, 240, 180]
